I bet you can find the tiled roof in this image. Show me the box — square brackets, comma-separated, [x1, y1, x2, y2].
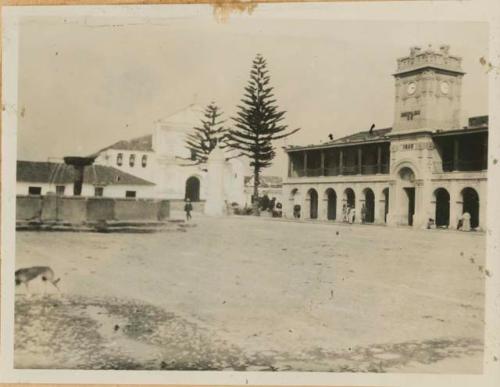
[325, 127, 393, 145]
[245, 175, 283, 188]
[286, 127, 392, 151]
[97, 134, 153, 153]
[17, 161, 155, 186]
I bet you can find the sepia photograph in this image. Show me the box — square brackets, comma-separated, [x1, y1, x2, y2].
[1, 1, 499, 385]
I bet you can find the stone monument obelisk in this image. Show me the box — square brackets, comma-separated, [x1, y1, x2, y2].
[204, 143, 226, 216]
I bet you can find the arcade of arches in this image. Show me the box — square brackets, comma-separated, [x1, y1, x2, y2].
[285, 183, 483, 230]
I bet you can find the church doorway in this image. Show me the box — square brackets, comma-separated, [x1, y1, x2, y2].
[185, 176, 200, 202]
[461, 187, 479, 228]
[363, 188, 375, 223]
[307, 188, 319, 219]
[434, 188, 450, 227]
[325, 188, 337, 220]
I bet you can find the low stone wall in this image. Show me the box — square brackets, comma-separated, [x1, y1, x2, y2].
[16, 195, 170, 223]
[16, 195, 43, 220]
[114, 199, 162, 221]
[59, 197, 88, 223]
[170, 199, 205, 213]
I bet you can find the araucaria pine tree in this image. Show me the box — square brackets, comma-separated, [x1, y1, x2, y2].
[226, 54, 299, 214]
[185, 102, 227, 164]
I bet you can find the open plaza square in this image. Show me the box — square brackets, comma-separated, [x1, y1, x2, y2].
[14, 215, 485, 373]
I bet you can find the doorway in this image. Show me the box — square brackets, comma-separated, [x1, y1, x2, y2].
[326, 188, 337, 220]
[434, 188, 450, 227]
[308, 189, 318, 219]
[404, 187, 415, 226]
[185, 176, 200, 202]
[462, 187, 480, 228]
[363, 188, 375, 223]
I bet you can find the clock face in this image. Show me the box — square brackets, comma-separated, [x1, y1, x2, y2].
[407, 82, 416, 95]
[440, 81, 450, 94]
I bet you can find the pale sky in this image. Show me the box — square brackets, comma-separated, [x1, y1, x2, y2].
[17, 11, 488, 176]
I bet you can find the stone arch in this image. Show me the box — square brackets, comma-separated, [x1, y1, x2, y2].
[185, 175, 201, 202]
[324, 188, 337, 220]
[307, 188, 319, 219]
[434, 187, 450, 227]
[391, 159, 421, 180]
[461, 187, 480, 228]
[362, 188, 375, 223]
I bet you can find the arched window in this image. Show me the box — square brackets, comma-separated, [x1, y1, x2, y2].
[141, 154, 147, 168]
[116, 153, 123, 166]
[129, 154, 135, 167]
[399, 167, 415, 182]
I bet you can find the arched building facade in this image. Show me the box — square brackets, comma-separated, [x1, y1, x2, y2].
[283, 45, 488, 230]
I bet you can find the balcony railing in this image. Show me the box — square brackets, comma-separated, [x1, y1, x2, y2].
[324, 167, 341, 176]
[436, 160, 487, 173]
[290, 163, 390, 178]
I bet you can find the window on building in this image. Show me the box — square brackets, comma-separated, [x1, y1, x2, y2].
[142, 154, 147, 167]
[56, 185, 65, 195]
[125, 190, 136, 198]
[129, 154, 135, 167]
[116, 153, 123, 166]
[94, 187, 104, 197]
[28, 186, 42, 195]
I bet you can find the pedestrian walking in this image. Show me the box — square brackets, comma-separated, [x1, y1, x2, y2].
[184, 198, 193, 221]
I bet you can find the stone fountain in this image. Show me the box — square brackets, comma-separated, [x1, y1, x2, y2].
[63, 156, 96, 196]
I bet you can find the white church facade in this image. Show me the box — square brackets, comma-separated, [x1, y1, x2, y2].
[92, 104, 246, 207]
[283, 45, 488, 230]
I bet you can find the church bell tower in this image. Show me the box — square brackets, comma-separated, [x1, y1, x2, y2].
[393, 45, 465, 133]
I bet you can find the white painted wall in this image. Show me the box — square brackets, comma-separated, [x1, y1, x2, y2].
[17, 181, 155, 199]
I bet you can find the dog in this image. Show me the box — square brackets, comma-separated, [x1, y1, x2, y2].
[15, 266, 60, 294]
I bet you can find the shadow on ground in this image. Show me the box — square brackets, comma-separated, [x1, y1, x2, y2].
[15, 294, 483, 372]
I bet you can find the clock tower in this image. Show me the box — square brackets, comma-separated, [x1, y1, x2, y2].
[393, 45, 465, 133]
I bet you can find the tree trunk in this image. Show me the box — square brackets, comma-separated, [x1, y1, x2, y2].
[252, 166, 260, 216]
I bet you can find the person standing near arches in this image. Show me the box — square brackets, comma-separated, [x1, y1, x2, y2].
[342, 204, 348, 222]
[184, 198, 193, 221]
[361, 203, 367, 224]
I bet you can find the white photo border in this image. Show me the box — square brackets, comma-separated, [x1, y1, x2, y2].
[1, 1, 499, 386]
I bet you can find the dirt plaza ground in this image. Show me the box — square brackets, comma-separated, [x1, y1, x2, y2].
[14, 214, 486, 373]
